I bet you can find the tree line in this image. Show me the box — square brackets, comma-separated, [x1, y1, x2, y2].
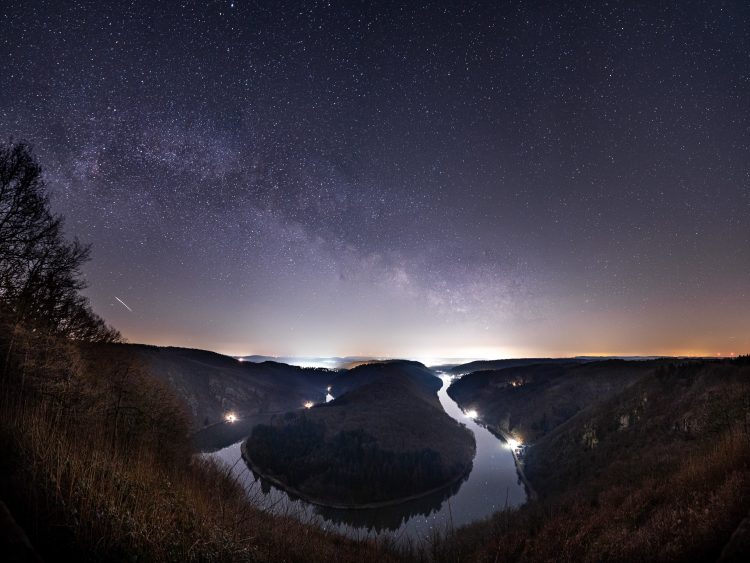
[1, 140, 120, 379]
[0, 140, 190, 457]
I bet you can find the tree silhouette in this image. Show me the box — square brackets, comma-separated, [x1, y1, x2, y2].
[1, 140, 119, 378]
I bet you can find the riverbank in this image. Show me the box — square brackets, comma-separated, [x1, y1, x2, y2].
[191, 412, 280, 452]
[240, 439, 475, 510]
[483, 423, 538, 501]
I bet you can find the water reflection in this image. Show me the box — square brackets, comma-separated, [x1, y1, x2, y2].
[312, 465, 470, 532]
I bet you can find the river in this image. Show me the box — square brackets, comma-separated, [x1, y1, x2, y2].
[204, 373, 526, 543]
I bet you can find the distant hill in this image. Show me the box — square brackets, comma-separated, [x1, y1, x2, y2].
[244, 361, 475, 507]
[445, 357, 588, 375]
[236, 355, 380, 369]
[445, 356, 681, 376]
[85, 343, 337, 430]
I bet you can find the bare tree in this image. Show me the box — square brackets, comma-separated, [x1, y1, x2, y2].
[1, 140, 120, 380]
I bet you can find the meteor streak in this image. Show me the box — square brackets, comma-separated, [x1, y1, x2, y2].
[114, 296, 133, 312]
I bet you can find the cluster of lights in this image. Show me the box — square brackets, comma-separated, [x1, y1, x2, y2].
[304, 401, 314, 409]
[225, 412, 238, 423]
[464, 409, 479, 419]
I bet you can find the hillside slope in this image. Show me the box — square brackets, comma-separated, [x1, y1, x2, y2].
[84, 343, 336, 430]
[1, 340, 400, 563]
[525, 358, 750, 498]
[448, 359, 664, 443]
[442, 358, 750, 562]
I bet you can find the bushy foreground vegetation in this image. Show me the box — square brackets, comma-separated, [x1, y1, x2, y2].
[0, 385, 403, 562]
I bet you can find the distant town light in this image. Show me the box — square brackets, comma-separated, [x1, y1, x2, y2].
[464, 409, 478, 419]
[304, 401, 314, 409]
[225, 412, 238, 423]
[327, 385, 332, 392]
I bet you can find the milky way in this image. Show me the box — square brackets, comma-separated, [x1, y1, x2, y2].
[1, 1, 749, 358]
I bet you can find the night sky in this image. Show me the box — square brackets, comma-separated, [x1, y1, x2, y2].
[2, 1, 749, 359]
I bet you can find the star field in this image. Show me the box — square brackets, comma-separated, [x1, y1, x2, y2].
[1, 1, 749, 358]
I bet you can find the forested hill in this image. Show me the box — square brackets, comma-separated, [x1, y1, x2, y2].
[245, 361, 475, 506]
[446, 358, 587, 375]
[81, 343, 338, 429]
[447, 358, 665, 443]
[329, 360, 441, 401]
[442, 358, 750, 562]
